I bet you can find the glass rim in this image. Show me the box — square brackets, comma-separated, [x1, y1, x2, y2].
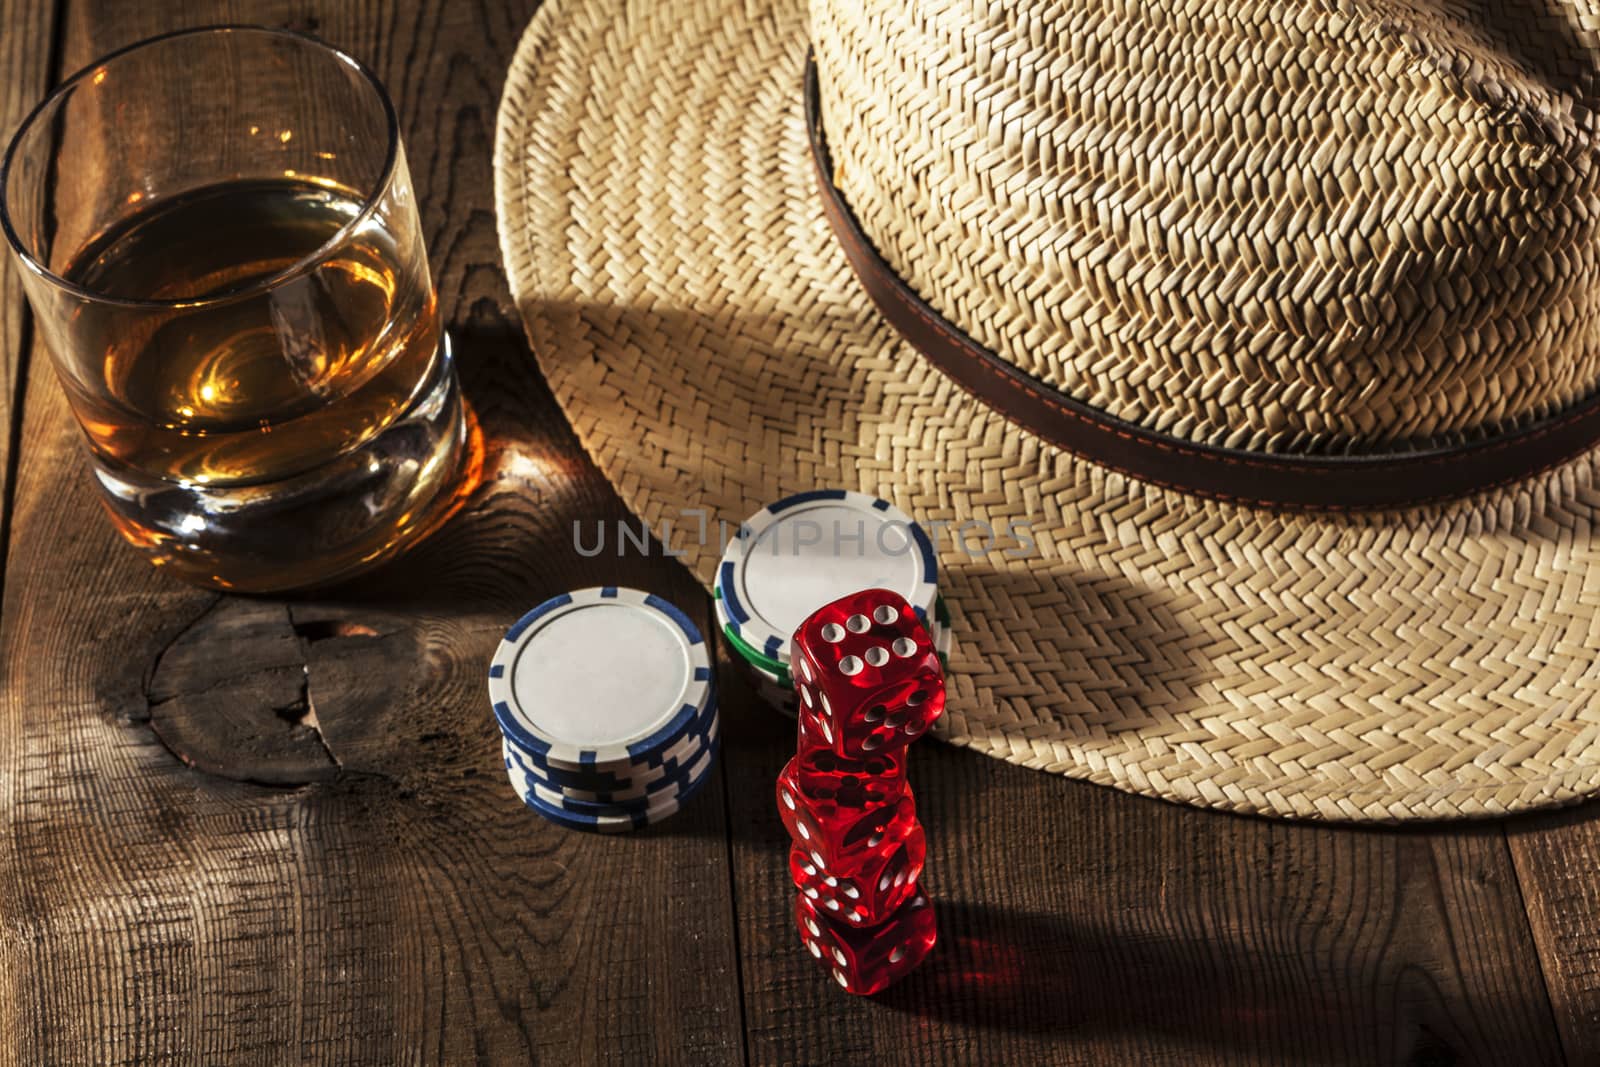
[0, 24, 402, 311]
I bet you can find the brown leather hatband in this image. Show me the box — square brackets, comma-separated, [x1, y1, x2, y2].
[805, 57, 1600, 512]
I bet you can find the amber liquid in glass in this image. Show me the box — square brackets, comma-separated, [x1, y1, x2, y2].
[62, 178, 440, 486]
[52, 178, 467, 592]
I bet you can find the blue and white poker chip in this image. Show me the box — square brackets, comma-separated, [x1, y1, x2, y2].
[488, 586, 721, 832]
[716, 490, 939, 666]
[507, 736, 721, 833]
[510, 732, 719, 817]
[501, 678, 720, 787]
[502, 708, 719, 805]
[489, 586, 713, 768]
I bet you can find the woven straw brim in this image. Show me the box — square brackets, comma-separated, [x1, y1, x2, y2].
[494, 0, 1600, 822]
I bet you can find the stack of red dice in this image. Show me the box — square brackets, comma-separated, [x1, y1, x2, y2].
[776, 588, 945, 995]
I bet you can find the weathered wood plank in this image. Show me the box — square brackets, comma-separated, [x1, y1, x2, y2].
[1507, 806, 1600, 1063]
[0, 2, 744, 1064]
[0, 0, 59, 579]
[719, 646, 1565, 1066]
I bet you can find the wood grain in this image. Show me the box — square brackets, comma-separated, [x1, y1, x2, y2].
[0, 1, 742, 1063]
[1508, 808, 1600, 1063]
[0, 0, 59, 583]
[718, 647, 1567, 1066]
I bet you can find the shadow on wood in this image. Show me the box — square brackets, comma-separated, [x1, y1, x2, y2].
[877, 898, 1541, 1066]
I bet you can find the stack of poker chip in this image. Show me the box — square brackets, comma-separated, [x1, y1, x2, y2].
[489, 587, 720, 833]
[715, 489, 949, 715]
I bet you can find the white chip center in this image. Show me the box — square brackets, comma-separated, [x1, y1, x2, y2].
[510, 602, 690, 746]
[741, 503, 925, 640]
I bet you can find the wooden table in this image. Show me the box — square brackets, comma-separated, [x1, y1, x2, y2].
[1, 2, 1597, 1064]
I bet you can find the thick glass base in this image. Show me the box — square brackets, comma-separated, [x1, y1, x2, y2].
[93, 334, 471, 593]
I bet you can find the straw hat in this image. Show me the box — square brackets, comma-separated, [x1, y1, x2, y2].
[494, 0, 1600, 821]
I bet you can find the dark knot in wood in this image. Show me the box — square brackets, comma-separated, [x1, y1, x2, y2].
[144, 598, 419, 786]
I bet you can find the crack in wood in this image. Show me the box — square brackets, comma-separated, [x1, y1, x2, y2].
[294, 667, 344, 772]
[292, 618, 384, 643]
[135, 594, 422, 787]
[141, 599, 368, 785]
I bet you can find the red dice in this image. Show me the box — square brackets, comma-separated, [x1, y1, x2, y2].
[789, 824, 925, 927]
[783, 744, 905, 806]
[791, 589, 945, 759]
[795, 890, 937, 995]
[779, 589, 945, 995]
[776, 754, 914, 868]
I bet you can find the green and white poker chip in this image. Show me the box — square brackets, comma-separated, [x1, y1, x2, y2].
[716, 490, 939, 666]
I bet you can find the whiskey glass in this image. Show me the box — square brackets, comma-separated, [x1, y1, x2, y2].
[0, 26, 470, 592]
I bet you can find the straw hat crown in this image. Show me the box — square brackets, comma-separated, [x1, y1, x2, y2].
[810, 0, 1600, 455]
